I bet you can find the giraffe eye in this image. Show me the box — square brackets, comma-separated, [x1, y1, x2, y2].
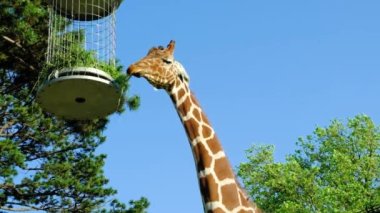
[162, 58, 172, 64]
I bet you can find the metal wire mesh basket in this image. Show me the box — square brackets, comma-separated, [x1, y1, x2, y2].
[37, 0, 123, 120]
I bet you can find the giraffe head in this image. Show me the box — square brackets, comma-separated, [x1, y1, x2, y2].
[127, 40, 189, 90]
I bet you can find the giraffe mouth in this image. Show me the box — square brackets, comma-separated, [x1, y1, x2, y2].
[126, 65, 142, 78]
[127, 71, 142, 78]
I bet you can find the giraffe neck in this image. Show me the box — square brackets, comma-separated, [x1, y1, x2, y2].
[168, 80, 260, 213]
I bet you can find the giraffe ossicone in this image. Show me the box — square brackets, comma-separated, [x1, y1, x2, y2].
[127, 40, 262, 213]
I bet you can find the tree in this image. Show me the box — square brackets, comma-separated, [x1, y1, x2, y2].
[0, 0, 146, 212]
[238, 115, 380, 213]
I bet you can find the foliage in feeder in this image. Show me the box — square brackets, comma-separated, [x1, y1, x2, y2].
[37, 0, 134, 120]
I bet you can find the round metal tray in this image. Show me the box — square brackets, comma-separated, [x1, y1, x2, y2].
[37, 67, 122, 120]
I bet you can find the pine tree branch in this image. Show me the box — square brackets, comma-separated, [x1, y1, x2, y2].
[0, 206, 38, 212]
[1, 183, 61, 203]
[2, 36, 24, 50]
[26, 144, 86, 161]
[14, 56, 36, 72]
[0, 203, 42, 212]
[24, 167, 43, 171]
[1, 35, 37, 71]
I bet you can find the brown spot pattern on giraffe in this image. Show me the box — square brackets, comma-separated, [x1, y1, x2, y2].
[193, 108, 202, 121]
[240, 209, 259, 213]
[183, 117, 199, 142]
[202, 123, 213, 138]
[177, 88, 186, 101]
[206, 137, 223, 155]
[200, 175, 219, 203]
[221, 183, 240, 211]
[214, 157, 235, 180]
[177, 96, 192, 118]
[208, 208, 225, 213]
[195, 142, 213, 171]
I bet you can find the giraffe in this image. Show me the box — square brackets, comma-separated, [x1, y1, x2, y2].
[127, 40, 262, 213]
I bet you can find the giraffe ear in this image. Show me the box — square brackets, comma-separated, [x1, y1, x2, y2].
[167, 40, 175, 55]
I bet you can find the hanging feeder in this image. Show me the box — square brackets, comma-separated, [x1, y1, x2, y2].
[37, 0, 123, 120]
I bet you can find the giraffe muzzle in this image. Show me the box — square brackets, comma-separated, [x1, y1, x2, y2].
[126, 66, 142, 77]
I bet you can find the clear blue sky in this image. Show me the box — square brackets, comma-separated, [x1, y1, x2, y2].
[98, 1, 380, 212]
